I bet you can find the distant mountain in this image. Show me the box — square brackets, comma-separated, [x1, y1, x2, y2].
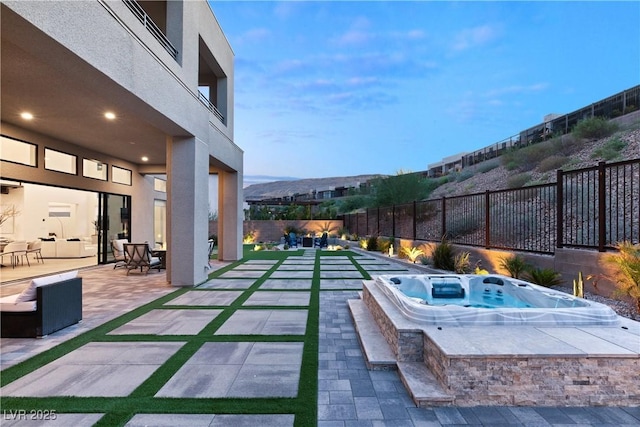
[243, 174, 385, 201]
[243, 175, 299, 188]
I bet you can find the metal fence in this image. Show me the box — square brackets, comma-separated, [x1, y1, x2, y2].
[342, 159, 640, 254]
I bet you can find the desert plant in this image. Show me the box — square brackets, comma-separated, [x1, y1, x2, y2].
[537, 154, 568, 173]
[243, 231, 256, 244]
[572, 116, 618, 140]
[378, 237, 394, 254]
[474, 260, 489, 275]
[402, 246, 424, 263]
[366, 235, 378, 252]
[419, 256, 431, 266]
[499, 254, 529, 279]
[454, 251, 471, 273]
[606, 241, 640, 312]
[478, 159, 500, 173]
[523, 267, 562, 287]
[507, 173, 531, 189]
[591, 136, 627, 161]
[432, 238, 455, 271]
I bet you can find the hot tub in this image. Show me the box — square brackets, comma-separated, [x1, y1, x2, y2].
[375, 274, 620, 326]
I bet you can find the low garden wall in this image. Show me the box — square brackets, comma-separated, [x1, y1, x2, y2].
[209, 220, 344, 243]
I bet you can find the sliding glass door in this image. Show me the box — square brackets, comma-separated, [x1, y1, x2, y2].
[97, 193, 131, 264]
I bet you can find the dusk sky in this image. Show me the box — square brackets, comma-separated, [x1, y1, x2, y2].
[209, 1, 640, 184]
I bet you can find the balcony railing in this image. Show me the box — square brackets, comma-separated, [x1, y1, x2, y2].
[198, 92, 225, 124]
[122, 0, 178, 59]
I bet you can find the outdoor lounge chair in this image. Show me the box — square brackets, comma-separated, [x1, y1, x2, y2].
[111, 238, 128, 269]
[314, 232, 328, 248]
[123, 243, 162, 275]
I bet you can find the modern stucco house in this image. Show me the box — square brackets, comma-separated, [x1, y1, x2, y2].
[0, 0, 242, 286]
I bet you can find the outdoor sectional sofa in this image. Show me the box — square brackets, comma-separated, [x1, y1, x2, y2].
[39, 238, 97, 258]
[0, 271, 82, 338]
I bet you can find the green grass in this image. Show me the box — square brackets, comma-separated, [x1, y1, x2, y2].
[0, 248, 369, 426]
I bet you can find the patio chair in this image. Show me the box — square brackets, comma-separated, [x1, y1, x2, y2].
[314, 232, 328, 248]
[111, 238, 129, 269]
[0, 241, 29, 268]
[288, 232, 298, 247]
[123, 243, 162, 275]
[27, 240, 44, 264]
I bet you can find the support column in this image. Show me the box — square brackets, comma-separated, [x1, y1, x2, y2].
[166, 136, 209, 286]
[218, 169, 242, 261]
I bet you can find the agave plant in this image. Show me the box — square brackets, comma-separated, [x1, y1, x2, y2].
[606, 241, 640, 312]
[499, 254, 529, 279]
[454, 251, 471, 273]
[523, 267, 562, 287]
[432, 238, 455, 271]
[401, 246, 424, 263]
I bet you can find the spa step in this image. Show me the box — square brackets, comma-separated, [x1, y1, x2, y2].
[397, 362, 455, 407]
[348, 298, 397, 370]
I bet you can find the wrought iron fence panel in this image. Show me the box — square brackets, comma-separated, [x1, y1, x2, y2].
[367, 208, 379, 237]
[605, 159, 640, 246]
[394, 203, 414, 239]
[561, 165, 599, 249]
[415, 200, 442, 241]
[489, 184, 556, 253]
[378, 206, 394, 237]
[444, 193, 485, 247]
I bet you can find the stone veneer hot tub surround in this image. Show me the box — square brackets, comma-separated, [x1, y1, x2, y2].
[362, 279, 640, 407]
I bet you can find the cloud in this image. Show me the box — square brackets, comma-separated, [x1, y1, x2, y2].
[484, 82, 549, 97]
[452, 24, 499, 51]
[238, 27, 271, 44]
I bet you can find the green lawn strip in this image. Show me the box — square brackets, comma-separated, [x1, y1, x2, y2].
[0, 288, 189, 387]
[2, 250, 320, 425]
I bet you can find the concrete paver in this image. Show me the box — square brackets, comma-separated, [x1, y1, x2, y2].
[2, 252, 640, 426]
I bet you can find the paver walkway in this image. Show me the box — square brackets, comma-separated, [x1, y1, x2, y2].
[1, 249, 639, 426]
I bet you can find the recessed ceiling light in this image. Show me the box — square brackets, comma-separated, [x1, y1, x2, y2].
[141, 156, 149, 162]
[104, 112, 116, 120]
[21, 112, 34, 120]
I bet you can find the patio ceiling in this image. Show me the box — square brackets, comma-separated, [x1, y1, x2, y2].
[0, 5, 186, 167]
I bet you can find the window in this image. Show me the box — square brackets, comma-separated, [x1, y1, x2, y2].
[0, 135, 37, 167]
[112, 166, 132, 185]
[154, 199, 167, 249]
[83, 158, 107, 181]
[154, 178, 166, 192]
[44, 148, 76, 174]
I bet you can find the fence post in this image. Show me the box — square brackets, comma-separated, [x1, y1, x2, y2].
[556, 169, 564, 249]
[441, 197, 447, 239]
[366, 208, 369, 236]
[413, 201, 417, 241]
[392, 204, 396, 238]
[598, 161, 606, 252]
[485, 190, 490, 249]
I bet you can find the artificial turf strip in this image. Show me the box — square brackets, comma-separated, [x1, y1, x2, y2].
[0, 249, 359, 426]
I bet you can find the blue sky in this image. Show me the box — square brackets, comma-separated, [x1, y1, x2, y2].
[209, 1, 640, 183]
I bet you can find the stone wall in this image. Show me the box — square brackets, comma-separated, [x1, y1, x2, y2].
[424, 343, 640, 406]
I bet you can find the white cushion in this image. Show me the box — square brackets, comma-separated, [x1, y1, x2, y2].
[15, 270, 78, 303]
[0, 294, 36, 312]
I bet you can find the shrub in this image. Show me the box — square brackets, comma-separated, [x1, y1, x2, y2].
[572, 116, 618, 140]
[523, 267, 562, 287]
[591, 136, 627, 161]
[401, 246, 424, 263]
[499, 255, 529, 279]
[507, 173, 531, 189]
[454, 251, 471, 273]
[366, 235, 378, 252]
[606, 241, 640, 312]
[478, 159, 500, 173]
[432, 238, 455, 271]
[455, 170, 474, 182]
[537, 155, 568, 172]
[419, 256, 431, 266]
[378, 237, 394, 254]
